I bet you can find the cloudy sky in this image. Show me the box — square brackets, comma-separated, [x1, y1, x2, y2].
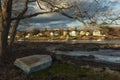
[18, 0, 120, 30]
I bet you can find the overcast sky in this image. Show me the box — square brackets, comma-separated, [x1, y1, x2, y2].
[18, 0, 120, 30]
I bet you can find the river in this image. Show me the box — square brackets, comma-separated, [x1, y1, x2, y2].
[49, 40, 120, 64]
[56, 49, 120, 63]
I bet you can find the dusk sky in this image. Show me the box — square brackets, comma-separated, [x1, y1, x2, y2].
[18, 0, 120, 30]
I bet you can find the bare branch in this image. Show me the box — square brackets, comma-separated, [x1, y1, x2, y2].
[17, 0, 29, 19]
[110, 16, 120, 24]
[11, 9, 59, 20]
[36, 0, 44, 10]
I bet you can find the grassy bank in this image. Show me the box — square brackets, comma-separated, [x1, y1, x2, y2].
[30, 62, 120, 80]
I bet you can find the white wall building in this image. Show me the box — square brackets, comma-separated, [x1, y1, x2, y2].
[25, 34, 31, 38]
[85, 32, 90, 36]
[50, 32, 54, 36]
[8, 36, 11, 39]
[80, 31, 86, 36]
[63, 31, 67, 36]
[69, 31, 77, 37]
[93, 30, 101, 36]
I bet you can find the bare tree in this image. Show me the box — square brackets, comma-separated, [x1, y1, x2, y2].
[9, 0, 29, 47]
[0, 0, 119, 58]
[59, 0, 112, 29]
[0, 0, 71, 57]
[66, 0, 120, 27]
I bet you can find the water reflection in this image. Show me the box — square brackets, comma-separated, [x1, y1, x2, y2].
[56, 49, 120, 63]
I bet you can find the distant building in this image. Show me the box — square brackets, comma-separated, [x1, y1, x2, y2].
[85, 32, 90, 36]
[54, 32, 59, 36]
[69, 30, 77, 37]
[36, 33, 43, 37]
[80, 31, 86, 36]
[25, 33, 32, 38]
[93, 30, 101, 36]
[50, 32, 54, 36]
[8, 35, 11, 39]
[63, 31, 68, 36]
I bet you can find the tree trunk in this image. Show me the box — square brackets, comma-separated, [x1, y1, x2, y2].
[0, 16, 10, 57]
[0, 32, 4, 56]
[2, 0, 13, 45]
[0, 0, 12, 57]
[9, 20, 20, 47]
[0, 30, 8, 57]
[0, 1, 4, 57]
[0, 17, 8, 57]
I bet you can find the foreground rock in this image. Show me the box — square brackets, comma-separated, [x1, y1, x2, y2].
[14, 55, 52, 74]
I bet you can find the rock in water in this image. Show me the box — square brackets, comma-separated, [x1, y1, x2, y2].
[14, 55, 52, 74]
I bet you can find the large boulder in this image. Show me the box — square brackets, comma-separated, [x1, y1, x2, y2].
[14, 55, 52, 74]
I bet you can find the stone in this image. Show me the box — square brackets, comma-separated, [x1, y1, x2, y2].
[14, 55, 52, 74]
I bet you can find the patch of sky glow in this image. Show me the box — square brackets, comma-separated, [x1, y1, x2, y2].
[66, 21, 84, 28]
[110, 0, 120, 2]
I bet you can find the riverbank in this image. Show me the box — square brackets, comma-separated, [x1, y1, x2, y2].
[0, 42, 120, 80]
